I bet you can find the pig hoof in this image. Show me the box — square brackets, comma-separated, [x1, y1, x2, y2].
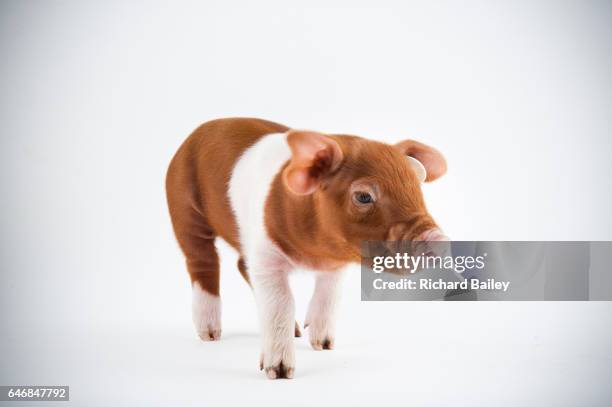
[192, 282, 222, 342]
[260, 357, 294, 379]
[259, 344, 295, 379]
[198, 329, 221, 341]
[294, 321, 302, 338]
[264, 363, 294, 380]
[305, 322, 335, 351]
[310, 336, 334, 351]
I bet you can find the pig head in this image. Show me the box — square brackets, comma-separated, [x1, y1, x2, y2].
[265, 130, 449, 270]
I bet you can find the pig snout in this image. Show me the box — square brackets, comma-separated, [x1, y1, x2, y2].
[413, 228, 450, 257]
[386, 217, 447, 242]
[386, 220, 450, 258]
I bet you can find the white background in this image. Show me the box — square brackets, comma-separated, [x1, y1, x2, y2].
[1, 1, 611, 406]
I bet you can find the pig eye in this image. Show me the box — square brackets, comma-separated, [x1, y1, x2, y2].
[353, 191, 374, 205]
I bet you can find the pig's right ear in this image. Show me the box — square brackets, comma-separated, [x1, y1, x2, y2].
[283, 130, 343, 195]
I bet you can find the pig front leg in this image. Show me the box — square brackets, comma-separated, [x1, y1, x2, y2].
[251, 262, 296, 379]
[305, 270, 344, 350]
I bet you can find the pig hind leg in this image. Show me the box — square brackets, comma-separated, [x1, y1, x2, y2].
[169, 200, 222, 341]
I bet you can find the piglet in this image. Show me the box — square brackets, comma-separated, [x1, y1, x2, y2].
[166, 118, 447, 379]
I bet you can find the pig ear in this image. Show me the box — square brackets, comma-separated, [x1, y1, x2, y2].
[283, 130, 343, 195]
[395, 140, 447, 182]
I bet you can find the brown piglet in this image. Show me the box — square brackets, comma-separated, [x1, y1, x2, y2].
[166, 117, 448, 379]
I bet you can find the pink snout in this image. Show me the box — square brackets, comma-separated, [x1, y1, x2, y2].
[411, 228, 451, 258]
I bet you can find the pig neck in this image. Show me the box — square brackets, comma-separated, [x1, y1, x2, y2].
[265, 179, 355, 270]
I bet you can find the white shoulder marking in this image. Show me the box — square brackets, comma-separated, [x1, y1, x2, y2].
[228, 133, 291, 263]
[228, 132, 297, 379]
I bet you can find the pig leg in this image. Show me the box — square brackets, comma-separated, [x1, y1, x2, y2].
[305, 270, 344, 350]
[187, 233, 222, 341]
[250, 258, 296, 379]
[167, 196, 222, 341]
[190, 247, 221, 342]
[237, 256, 302, 338]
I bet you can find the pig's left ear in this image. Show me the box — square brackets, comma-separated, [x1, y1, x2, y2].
[395, 140, 447, 182]
[283, 130, 343, 195]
